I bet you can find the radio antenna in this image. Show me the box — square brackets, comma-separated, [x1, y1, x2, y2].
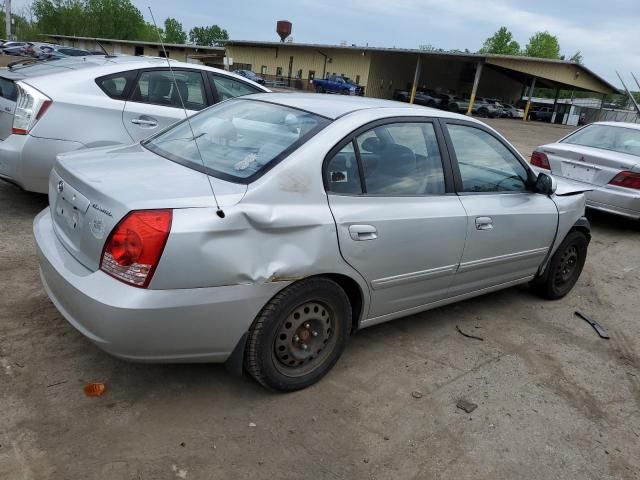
[148, 6, 225, 218]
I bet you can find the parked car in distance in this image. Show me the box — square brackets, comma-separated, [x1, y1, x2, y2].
[312, 75, 364, 95]
[393, 89, 443, 108]
[34, 44, 92, 59]
[234, 69, 266, 85]
[529, 106, 554, 122]
[532, 121, 640, 220]
[35, 93, 591, 391]
[502, 103, 525, 119]
[437, 94, 470, 113]
[474, 97, 504, 118]
[2, 42, 35, 57]
[0, 56, 269, 193]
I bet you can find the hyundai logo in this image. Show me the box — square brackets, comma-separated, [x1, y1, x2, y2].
[57, 180, 64, 193]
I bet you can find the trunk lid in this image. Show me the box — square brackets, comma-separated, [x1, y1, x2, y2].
[49, 143, 247, 271]
[540, 142, 640, 186]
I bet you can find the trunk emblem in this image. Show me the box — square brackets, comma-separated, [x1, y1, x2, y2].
[57, 180, 64, 193]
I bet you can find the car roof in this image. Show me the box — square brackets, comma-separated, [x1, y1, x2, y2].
[1, 56, 268, 90]
[591, 121, 640, 131]
[242, 92, 480, 121]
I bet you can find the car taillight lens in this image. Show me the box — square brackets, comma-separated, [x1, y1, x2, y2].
[100, 210, 172, 288]
[530, 151, 551, 169]
[609, 171, 640, 190]
[12, 82, 52, 135]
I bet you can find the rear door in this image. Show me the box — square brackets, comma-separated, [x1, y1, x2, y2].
[122, 69, 210, 142]
[442, 120, 558, 295]
[325, 118, 467, 319]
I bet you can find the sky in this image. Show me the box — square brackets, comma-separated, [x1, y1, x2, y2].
[12, 0, 640, 88]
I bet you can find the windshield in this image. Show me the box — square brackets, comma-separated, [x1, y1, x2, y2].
[562, 124, 640, 157]
[144, 99, 330, 182]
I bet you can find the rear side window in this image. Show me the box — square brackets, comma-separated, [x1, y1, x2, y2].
[0, 78, 17, 101]
[210, 73, 261, 101]
[96, 71, 137, 100]
[130, 70, 207, 111]
[326, 122, 446, 195]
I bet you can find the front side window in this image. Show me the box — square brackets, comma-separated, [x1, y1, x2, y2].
[144, 99, 329, 182]
[130, 70, 207, 110]
[562, 124, 640, 157]
[210, 74, 261, 101]
[447, 124, 529, 192]
[326, 122, 446, 195]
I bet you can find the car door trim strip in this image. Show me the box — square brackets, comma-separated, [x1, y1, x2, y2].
[457, 247, 549, 273]
[371, 264, 458, 290]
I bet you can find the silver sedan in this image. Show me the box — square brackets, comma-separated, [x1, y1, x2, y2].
[532, 121, 640, 220]
[35, 93, 590, 391]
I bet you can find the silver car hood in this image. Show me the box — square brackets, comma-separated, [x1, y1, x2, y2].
[49, 143, 246, 271]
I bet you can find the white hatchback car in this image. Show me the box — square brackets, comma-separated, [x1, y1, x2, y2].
[0, 56, 268, 193]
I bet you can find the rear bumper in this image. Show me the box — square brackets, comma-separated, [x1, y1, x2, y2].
[34, 208, 286, 362]
[0, 134, 84, 193]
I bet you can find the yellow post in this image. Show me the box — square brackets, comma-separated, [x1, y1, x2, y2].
[523, 76, 537, 121]
[466, 61, 483, 115]
[409, 55, 422, 104]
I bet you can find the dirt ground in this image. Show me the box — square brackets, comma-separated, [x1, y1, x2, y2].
[1, 118, 639, 480]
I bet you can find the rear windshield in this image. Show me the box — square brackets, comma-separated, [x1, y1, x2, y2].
[562, 124, 640, 157]
[144, 99, 330, 183]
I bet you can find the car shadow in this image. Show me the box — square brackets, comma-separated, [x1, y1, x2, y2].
[586, 208, 639, 233]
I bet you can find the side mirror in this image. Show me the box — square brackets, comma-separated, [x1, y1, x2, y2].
[534, 172, 557, 195]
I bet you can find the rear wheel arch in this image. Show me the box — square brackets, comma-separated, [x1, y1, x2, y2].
[321, 273, 365, 333]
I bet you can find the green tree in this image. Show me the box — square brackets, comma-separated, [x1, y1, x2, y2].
[163, 17, 186, 44]
[569, 51, 583, 64]
[479, 26, 520, 55]
[524, 31, 561, 59]
[32, 0, 87, 37]
[84, 0, 145, 40]
[188, 25, 229, 46]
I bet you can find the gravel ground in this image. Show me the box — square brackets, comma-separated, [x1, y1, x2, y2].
[1, 118, 639, 480]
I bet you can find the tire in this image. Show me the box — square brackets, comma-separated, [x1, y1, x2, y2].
[448, 103, 459, 112]
[245, 277, 351, 392]
[530, 230, 588, 300]
[315, 86, 324, 94]
[427, 100, 436, 108]
[478, 107, 489, 117]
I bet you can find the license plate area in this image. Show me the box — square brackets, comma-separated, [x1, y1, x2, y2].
[53, 182, 90, 238]
[561, 162, 597, 184]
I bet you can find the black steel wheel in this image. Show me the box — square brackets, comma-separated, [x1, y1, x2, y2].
[245, 278, 351, 391]
[530, 230, 588, 299]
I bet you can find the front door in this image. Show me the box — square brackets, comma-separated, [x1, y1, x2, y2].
[122, 69, 208, 142]
[442, 121, 558, 296]
[325, 120, 467, 319]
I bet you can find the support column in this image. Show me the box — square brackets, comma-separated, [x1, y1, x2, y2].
[523, 76, 537, 121]
[409, 55, 422, 104]
[466, 61, 483, 115]
[5, 0, 11, 40]
[551, 86, 561, 123]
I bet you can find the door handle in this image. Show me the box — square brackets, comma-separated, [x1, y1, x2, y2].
[131, 118, 158, 127]
[348, 224, 378, 241]
[475, 216, 493, 230]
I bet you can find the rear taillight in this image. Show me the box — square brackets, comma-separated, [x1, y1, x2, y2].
[530, 151, 550, 170]
[12, 82, 52, 135]
[100, 210, 172, 288]
[609, 171, 640, 190]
